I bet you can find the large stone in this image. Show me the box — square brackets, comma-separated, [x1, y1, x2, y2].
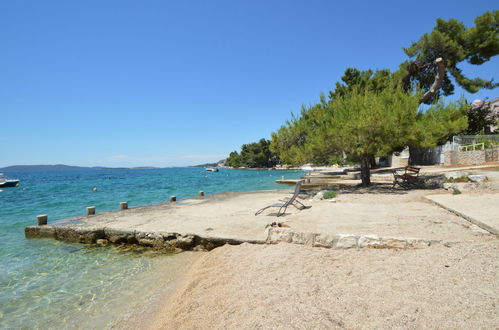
[406, 239, 432, 249]
[358, 235, 381, 248]
[266, 228, 293, 244]
[335, 235, 359, 249]
[291, 231, 316, 246]
[105, 228, 137, 244]
[312, 191, 325, 201]
[25, 225, 56, 239]
[176, 235, 195, 249]
[313, 234, 338, 248]
[444, 171, 469, 179]
[379, 237, 408, 249]
[468, 174, 487, 183]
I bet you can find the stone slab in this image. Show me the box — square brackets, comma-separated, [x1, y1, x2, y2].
[425, 193, 499, 236]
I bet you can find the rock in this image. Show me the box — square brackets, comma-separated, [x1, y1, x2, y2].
[444, 171, 469, 179]
[96, 239, 109, 245]
[291, 232, 316, 246]
[335, 235, 359, 249]
[313, 191, 325, 201]
[176, 235, 195, 249]
[358, 235, 381, 248]
[380, 238, 408, 249]
[406, 239, 432, 249]
[443, 182, 477, 193]
[313, 234, 337, 248]
[468, 174, 487, 183]
[266, 228, 293, 244]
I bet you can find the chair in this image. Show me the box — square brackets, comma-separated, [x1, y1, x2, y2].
[255, 180, 311, 217]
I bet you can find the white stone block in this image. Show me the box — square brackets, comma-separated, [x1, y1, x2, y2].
[358, 235, 381, 248]
[468, 174, 487, 182]
[335, 235, 359, 249]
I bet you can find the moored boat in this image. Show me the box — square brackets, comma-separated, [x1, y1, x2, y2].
[0, 174, 20, 187]
[205, 167, 219, 172]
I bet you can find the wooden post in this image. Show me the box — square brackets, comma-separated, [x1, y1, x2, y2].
[87, 206, 96, 216]
[170, 196, 177, 202]
[120, 202, 128, 210]
[37, 214, 48, 226]
[199, 191, 205, 197]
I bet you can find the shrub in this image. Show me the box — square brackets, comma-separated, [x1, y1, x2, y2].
[452, 187, 462, 195]
[322, 191, 337, 199]
[444, 176, 471, 183]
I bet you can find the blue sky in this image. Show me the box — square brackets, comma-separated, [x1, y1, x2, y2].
[1, 0, 497, 167]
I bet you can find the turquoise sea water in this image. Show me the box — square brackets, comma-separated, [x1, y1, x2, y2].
[0, 167, 303, 329]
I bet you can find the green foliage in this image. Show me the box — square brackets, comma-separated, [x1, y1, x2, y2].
[329, 68, 393, 100]
[226, 139, 278, 168]
[409, 98, 468, 149]
[465, 102, 499, 134]
[452, 187, 462, 195]
[270, 12, 494, 185]
[326, 85, 421, 157]
[402, 11, 499, 103]
[444, 176, 470, 183]
[322, 191, 337, 199]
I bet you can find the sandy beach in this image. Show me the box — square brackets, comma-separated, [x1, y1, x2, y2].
[113, 168, 499, 329]
[148, 241, 498, 329]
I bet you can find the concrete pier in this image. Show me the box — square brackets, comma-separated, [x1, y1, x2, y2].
[24, 187, 497, 252]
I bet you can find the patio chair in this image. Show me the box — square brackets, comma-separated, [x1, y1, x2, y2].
[255, 180, 311, 217]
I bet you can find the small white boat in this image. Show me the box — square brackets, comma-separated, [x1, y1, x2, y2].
[0, 174, 20, 188]
[205, 167, 219, 172]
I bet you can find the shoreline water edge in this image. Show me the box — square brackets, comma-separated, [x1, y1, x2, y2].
[0, 167, 305, 329]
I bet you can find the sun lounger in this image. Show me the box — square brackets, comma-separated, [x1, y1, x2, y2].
[255, 180, 311, 217]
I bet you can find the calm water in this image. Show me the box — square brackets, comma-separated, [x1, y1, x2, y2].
[0, 167, 303, 329]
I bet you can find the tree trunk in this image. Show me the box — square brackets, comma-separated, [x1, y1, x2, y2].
[360, 154, 371, 186]
[368, 154, 377, 169]
[420, 57, 446, 104]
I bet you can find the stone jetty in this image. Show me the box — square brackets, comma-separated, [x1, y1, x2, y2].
[25, 182, 498, 252]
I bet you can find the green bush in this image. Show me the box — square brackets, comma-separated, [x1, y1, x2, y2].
[452, 187, 462, 195]
[322, 191, 337, 199]
[444, 176, 470, 183]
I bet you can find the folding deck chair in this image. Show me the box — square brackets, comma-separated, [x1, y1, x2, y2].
[255, 180, 311, 217]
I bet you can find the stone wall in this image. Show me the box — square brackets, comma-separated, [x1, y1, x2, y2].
[485, 147, 499, 162]
[443, 151, 460, 166]
[456, 150, 485, 165]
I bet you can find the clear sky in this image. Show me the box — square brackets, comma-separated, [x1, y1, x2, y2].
[1, 0, 497, 168]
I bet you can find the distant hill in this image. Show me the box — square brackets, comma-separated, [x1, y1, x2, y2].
[0, 164, 109, 172]
[192, 159, 226, 168]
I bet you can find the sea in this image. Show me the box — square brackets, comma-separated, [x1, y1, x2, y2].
[0, 167, 304, 329]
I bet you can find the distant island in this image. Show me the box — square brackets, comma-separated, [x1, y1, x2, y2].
[192, 159, 226, 168]
[0, 164, 162, 172]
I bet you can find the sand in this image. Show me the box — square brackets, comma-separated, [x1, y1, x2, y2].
[148, 242, 498, 329]
[118, 168, 499, 329]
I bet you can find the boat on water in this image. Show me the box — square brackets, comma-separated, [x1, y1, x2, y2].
[205, 167, 219, 172]
[0, 174, 20, 187]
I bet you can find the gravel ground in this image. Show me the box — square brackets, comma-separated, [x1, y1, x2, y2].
[147, 241, 498, 329]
